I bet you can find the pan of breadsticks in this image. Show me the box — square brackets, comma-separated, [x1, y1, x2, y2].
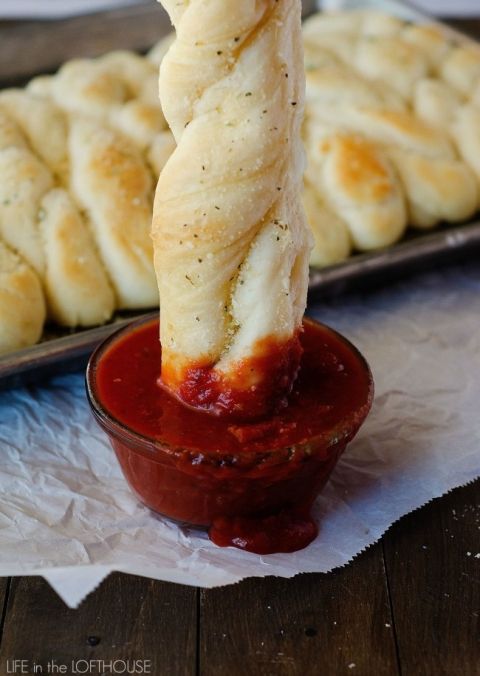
[1, 0, 480, 386]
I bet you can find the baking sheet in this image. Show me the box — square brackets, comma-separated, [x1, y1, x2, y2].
[1, 0, 479, 386]
[2, 219, 480, 388]
[0, 312, 152, 389]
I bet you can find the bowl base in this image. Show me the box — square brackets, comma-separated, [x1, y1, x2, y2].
[209, 505, 318, 554]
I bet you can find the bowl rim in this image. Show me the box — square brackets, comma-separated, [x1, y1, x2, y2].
[85, 313, 374, 467]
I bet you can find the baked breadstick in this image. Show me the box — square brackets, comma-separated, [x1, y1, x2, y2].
[452, 104, 480, 185]
[305, 127, 407, 250]
[69, 118, 159, 309]
[440, 45, 480, 97]
[0, 143, 51, 276]
[147, 33, 175, 66]
[0, 89, 69, 183]
[354, 36, 429, 100]
[0, 106, 116, 329]
[0, 241, 45, 356]
[303, 181, 351, 267]
[402, 24, 451, 71]
[413, 78, 461, 131]
[153, 0, 311, 419]
[40, 189, 115, 327]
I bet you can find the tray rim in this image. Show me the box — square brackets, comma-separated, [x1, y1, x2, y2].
[1, 0, 479, 385]
[2, 218, 479, 384]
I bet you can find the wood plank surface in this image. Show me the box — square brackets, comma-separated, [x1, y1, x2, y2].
[0, 482, 478, 675]
[448, 18, 480, 39]
[0, 8, 478, 676]
[0, 580, 10, 649]
[199, 543, 399, 676]
[0, 0, 319, 87]
[0, 573, 197, 676]
[383, 480, 480, 676]
[0, 1, 171, 85]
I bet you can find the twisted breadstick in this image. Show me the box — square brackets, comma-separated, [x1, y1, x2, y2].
[0, 241, 45, 356]
[0, 102, 115, 328]
[152, 0, 311, 419]
[28, 51, 173, 177]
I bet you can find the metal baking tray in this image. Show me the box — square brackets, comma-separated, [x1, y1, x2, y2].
[2, 218, 479, 388]
[1, 0, 479, 388]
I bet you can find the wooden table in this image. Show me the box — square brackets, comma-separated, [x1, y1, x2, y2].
[0, 5, 479, 675]
[0, 479, 478, 675]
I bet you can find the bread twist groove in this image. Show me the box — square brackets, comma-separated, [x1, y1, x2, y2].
[153, 0, 311, 418]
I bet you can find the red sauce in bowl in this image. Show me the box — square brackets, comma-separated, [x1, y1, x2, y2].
[162, 332, 303, 421]
[86, 316, 373, 555]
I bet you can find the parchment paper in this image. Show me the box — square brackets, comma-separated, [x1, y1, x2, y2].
[0, 262, 479, 607]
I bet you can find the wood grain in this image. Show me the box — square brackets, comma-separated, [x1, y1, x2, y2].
[0, 573, 197, 676]
[0, 1, 171, 86]
[200, 543, 399, 676]
[0, 10, 478, 676]
[383, 480, 480, 676]
[0, 0, 319, 87]
[0, 579, 10, 647]
[447, 19, 480, 39]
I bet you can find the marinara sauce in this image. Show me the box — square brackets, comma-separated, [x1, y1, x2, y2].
[87, 316, 373, 555]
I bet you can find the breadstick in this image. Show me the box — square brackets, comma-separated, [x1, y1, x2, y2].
[69, 118, 159, 310]
[0, 107, 115, 328]
[0, 241, 45, 356]
[153, 0, 311, 418]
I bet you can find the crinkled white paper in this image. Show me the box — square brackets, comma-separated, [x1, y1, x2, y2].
[1, 263, 479, 607]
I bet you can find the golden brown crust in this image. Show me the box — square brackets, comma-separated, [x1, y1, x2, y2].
[354, 37, 429, 99]
[391, 149, 478, 228]
[303, 181, 351, 267]
[0, 36, 177, 353]
[305, 127, 407, 250]
[440, 45, 480, 96]
[154, 0, 311, 393]
[402, 24, 451, 70]
[41, 189, 115, 326]
[0, 241, 45, 355]
[452, 104, 480, 185]
[328, 135, 396, 202]
[0, 89, 69, 182]
[413, 78, 461, 131]
[303, 10, 480, 250]
[69, 118, 158, 309]
[0, 104, 116, 329]
[0, 141, 52, 276]
[42, 51, 168, 172]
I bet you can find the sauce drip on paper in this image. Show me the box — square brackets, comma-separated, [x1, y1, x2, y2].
[95, 318, 372, 553]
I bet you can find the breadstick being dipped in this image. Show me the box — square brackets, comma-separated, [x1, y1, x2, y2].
[87, 3, 375, 557]
[152, 0, 311, 419]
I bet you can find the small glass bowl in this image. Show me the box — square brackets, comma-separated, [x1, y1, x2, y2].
[86, 315, 373, 531]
